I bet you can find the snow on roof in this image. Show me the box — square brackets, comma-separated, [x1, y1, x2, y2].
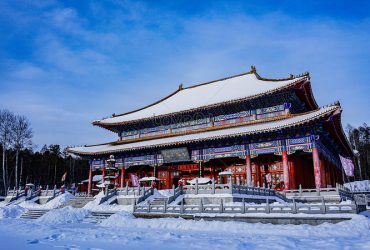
[188, 178, 212, 185]
[219, 171, 233, 176]
[81, 175, 102, 183]
[69, 104, 339, 156]
[95, 72, 307, 125]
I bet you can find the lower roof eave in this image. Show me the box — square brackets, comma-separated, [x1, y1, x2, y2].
[68, 104, 340, 157]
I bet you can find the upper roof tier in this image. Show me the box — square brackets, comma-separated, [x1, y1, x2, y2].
[93, 68, 313, 128]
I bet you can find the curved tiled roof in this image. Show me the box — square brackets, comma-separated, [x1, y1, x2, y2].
[69, 104, 339, 156]
[93, 70, 310, 127]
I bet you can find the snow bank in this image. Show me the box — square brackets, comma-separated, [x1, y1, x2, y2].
[83, 191, 105, 210]
[37, 207, 89, 224]
[100, 211, 135, 226]
[345, 180, 370, 192]
[0, 205, 26, 219]
[101, 212, 370, 239]
[158, 189, 173, 197]
[19, 192, 75, 209]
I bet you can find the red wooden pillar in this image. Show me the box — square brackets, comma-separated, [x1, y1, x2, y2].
[87, 167, 93, 196]
[102, 168, 106, 180]
[289, 160, 296, 189]
[255, 162, 260, 187]
[246, 155, 252, 186]
[282, 150, 290, 190]
[199, 161, 203, 177]
[312, 147, 322, 188]
[167, 171, 171, 189]
[324, 159, 331, 187]
[120, 167, 125, 188]
[331, 163, 336, 186]
[320, 158, 326, 188]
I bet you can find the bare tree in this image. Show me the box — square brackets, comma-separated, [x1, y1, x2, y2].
[11, 115, 33, 189]
[0, 109, 15, 191]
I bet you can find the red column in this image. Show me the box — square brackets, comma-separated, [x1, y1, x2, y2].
[102, 168, 106, 180]
[320, 158, 326, 188]
[289, 160, 296, 189]
[120, 167, 125, 188]
[312, 147, 322, 188]
[87, 167, 93, 196]
[325, 162, 330, 186]
[255, 162, 260, 187]
[246, 155, 252, 186]
[199, 161, 203, 177]
[282, 150, 290, 190]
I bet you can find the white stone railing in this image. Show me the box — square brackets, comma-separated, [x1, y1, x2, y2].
[134, 198, 358, 215]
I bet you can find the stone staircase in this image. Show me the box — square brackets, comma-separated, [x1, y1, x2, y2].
[20, 209, 49, 219]
[82, 211, 115, 224]
[62, 197, 95, 208]
[150, 197, 167, 205]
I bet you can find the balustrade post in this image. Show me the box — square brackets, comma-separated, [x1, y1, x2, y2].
[164, 200, 167, 213]
[293, 198, 297, 214]
[299, 184, 302, 195]
[266, 198, 270, 214]
[200, 198, 203, 213]
[148, 201, 151, 213]
[181, 200, 184, 214]
[195, 178, 198, 195]
[126, 181, 129, 195]
[172, 184, 175, 196]
[212, 178, 215, 194]
[242, 198, 246, 214]
[321, 197, 326, 214]
[220, 199, 223, 213]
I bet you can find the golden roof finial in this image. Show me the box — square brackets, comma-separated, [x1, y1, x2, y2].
[250, 65, 257, 73]
[178, 83, 183, 90]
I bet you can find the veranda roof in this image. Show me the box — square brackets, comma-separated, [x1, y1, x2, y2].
[69, 104, 340, 156]
[93, 71, 308, 126]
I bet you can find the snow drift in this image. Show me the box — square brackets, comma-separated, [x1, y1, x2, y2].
[37, 206, 89, 224]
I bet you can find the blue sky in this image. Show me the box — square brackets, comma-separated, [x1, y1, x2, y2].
[0, 0, 369, 150]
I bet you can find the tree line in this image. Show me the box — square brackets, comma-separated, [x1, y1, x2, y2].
[0, 109, 89, 195]
[346, 123, 370, 180]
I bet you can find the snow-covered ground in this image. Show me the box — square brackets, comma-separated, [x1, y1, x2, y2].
[18, 192, 75, 210]
[0, 205, 369, 250]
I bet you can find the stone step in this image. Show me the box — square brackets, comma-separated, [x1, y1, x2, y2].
[20, 209, 49, 219]
[151, 198, 168, 205]
[82, 211, 115, 224]
[62, 197, 95, 208]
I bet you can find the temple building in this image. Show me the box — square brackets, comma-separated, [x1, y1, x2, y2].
[68, 66, 353, 194]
